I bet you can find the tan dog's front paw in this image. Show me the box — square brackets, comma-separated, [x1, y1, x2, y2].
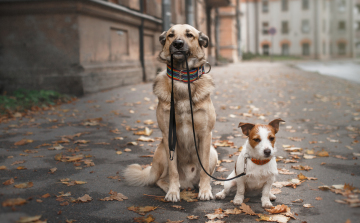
[261, 199, 273, 208]
[270, 193, 276, 201]
[198, 187, 214, 200]
[165, 189, 180, 202]
[233, 195, 244, 205]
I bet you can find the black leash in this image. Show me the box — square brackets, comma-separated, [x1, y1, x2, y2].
[168, 52, 246, 181]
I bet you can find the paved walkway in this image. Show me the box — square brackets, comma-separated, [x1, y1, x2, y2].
[0, 62, 359, 223]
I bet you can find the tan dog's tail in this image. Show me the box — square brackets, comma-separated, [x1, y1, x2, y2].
[123, 164, 158, 186]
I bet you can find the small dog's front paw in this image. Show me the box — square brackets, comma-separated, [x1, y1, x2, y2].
[270, 193, 276, 201]
[233, 195, 244, 205]
[262, 200, 273, 208]
[198, 187, 214, 200]
[165, 189, 180, 202]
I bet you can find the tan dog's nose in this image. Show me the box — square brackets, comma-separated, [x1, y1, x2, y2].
[264, 148, 271, 156]
[172, 39, 184, 49]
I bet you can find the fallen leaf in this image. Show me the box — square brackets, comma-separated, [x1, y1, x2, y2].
[240, 203, 257, 215]
[315, 197, 322, 200]
[216, 166, 229, 172]
[16, 166, 27, 170]
[271, 188, 282, 195]
[100, 190, 128, 201]
[205, 208, 228, 220]
[0, 165, 7, 170]
[258, 214, 290, 223]
[187, 215, 199, 220]
[49, 167, 57, 174]
[213, 140, 234, 148]
[2, 198, 27, 207]
[223, 208, 242, 214]
[14, 139, 34, 146]
[134, 214, 155, 223]
[144, 120, 155, 125]
[278, 168, 295, 175]
[292, 199, 303, 203]
[284, 147, 302, 152]
[60, 201, 69, 206]
[318, 185, 331, 191]
[298, 173, 307, 180]
[180, 189, 198, 202]
[11, 160, 25, 165]
[303, 204, 313, 208]
[3, 178, 14, 185]
[303, 154, 316, 159]
[42, 193, 51, 198]
[128, 206, 158, 216]
[317, 149, 329, 157]
[116, 151, 123, 155]
[165, 220, 183, 223]
[74, 140, 89, 144]
[137, 136, 155, 142]
[124, 148, 131, 152]
[17, 215, 42, 223]
[171, 205, 184, 210]
[14, 182, 33, 189]
[77, 194, 92, 203]
[135, 127, 153, 136]
[265, 204, 288, 214]
[291, 165, 313, 171]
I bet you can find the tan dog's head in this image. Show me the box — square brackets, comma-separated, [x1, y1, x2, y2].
[158, 24, 209, 69]
[238, 118, 285, 159]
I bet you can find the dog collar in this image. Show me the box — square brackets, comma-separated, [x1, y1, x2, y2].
[166, 65, 204, 83]
[250, 158, 271, 165]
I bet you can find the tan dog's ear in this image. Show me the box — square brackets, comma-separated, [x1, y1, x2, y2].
[198, 32, 209, 48]
[238, 122, 255, 136]
[268, 118, 285, 134]
[159, 31, 167, 46]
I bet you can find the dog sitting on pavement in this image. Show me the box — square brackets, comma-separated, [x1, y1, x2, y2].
[215, 118, 285, 208]
[124, 24, 218, 202]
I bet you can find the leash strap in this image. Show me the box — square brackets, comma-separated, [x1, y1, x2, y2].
[168, 54, 177, 160]
[166, 51, 245, 182]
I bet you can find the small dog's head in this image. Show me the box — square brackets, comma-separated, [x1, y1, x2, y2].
[158, 24, 209, 69]
[238, 118, 285, 159]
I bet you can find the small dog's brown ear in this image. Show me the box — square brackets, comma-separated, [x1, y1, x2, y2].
[159, 31, 167, 46]
[238, 122, 255, 136]
[198, 32, 209, 48]
[268, 118, 285, 134]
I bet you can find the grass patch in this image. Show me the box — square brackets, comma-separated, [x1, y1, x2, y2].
[0, 89, 75, 115]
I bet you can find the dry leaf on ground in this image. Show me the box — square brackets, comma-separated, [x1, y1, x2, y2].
[135, 127, 153, 136]
[2, 198, 27, 207]
[224, 208, 242, 215]
[258, 214, 290, 223]
[77, 194, 92, 203]
[291, 165, 313, 171]
[213, 140, 234, 148]
[3, 178, 14, 185]
[180, 189, 198, 202]
[128, 206, 158, 216]
[0, 165, 7, 170]
[205, 208, 228, 220]
[303, 204, 314, 208]
[187, 215, 199, 220]
[240, 203, 257, 215]
[138, 136, 155, 142]
[271, 188, 282, 195]
[100, 190, 128, 201]
[14, 182, 33, 189]
[134, 214, 155, 223]
[17, 215, 43, 223]
[14, 139, 34, 146]
[292, 199, 303, 203]
[278, 168, 295, 175]
[265, 204, 288, 214]
[317, 149, 329, 157]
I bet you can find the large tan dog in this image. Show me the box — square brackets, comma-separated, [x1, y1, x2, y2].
[124, 24, 218, 202]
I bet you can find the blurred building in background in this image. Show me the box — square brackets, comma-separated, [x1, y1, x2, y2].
[241, 0, 360, 59]
[0, 0, 234, 95]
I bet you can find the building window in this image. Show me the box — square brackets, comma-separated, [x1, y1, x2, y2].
[282, 44, 289, 55]
[281, 21, 289, 34]
[302, 20, 310, 33]
[356, 22, 360, 31]
[281, 0, 288, 11]
[302, 43, 310, 56]
[338, 43, 346, 55]
[262, 22, 269, 35]
[262, 0, 269, 13]
[338, 0, 345, 12]
[338, 21, 346, 31]
[263, 44, 270, 56]
[302, 0, 309, 10]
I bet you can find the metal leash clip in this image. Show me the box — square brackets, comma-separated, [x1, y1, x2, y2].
[204, 61, 211, 74]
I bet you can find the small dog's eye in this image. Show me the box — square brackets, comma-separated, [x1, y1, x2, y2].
[253, 138, 261, 143]
[269, 137, 275, 141]
[168, 34, 174, 38]
[186, 33, 193, 38]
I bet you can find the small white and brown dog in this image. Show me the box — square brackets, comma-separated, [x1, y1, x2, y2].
[215, 118, 285, 208]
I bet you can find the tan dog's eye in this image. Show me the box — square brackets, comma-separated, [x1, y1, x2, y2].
[269, 137, 275, 141]
[168, 34, 175, 38]
[186, 33, 194, 38]
[253, 138, 261, 143]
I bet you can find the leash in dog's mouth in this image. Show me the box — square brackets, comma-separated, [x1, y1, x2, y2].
[168, 51, 246, 181]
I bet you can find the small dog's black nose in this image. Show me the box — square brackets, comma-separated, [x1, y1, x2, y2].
[264, 149, 271, 156]
[172, 39, 184, 49]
